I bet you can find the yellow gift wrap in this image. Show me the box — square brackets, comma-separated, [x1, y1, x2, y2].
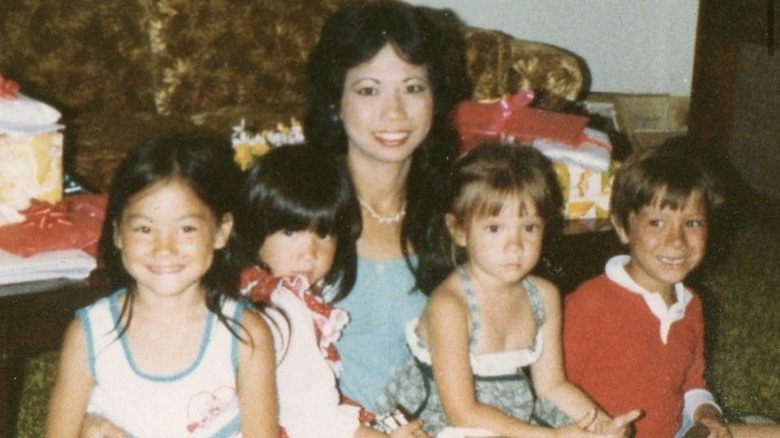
[553, 161, 618, 221]
[0, 131, 63, 226]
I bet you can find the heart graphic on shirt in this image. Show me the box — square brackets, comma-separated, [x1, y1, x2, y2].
[186, 386, 238, 432]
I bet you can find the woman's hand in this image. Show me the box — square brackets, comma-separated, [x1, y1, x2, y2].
[79, 415, 127, 438]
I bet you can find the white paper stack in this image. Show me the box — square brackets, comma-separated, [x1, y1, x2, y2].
[0, 249, 96, 286]
[532, 127, 613, 172]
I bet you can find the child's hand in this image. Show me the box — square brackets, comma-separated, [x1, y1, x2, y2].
[693, 404, 732, 438]
[586, 409, 641, 437]
[558, 409, 638, 438]
[554, 410, 602, 437]
[697, 417, 732, 438]
[79, 415, 127, 438]
[388, 420, 428, 438]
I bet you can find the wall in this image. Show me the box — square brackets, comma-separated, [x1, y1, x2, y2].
[407, 0, 699, 96]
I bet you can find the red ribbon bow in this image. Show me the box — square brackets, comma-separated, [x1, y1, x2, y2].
[20, 199, 73, 229]
[0, 75, 20, 100]
[487, 90, 536, 138]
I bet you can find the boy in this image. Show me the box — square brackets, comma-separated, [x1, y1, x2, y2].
[562, 140, 729, 437]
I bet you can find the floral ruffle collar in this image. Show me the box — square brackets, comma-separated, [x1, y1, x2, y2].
[240, 265, 349, 376]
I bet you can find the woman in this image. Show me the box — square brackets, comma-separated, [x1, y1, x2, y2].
[304, 0, 468, 413]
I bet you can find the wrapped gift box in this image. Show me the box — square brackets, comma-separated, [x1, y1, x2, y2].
[553, 161, 617, 221]
[0, 130, 64, 226]
[532, 128, 613, 172]
[454, 91, 590, 152]
[0, 194, 107, 258]
[0, 77, 65, 226]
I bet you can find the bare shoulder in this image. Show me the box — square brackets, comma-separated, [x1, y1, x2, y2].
[64, 315, 85, 337]
[419, 273, 469, 335]
[420, 272, 473, 351]
[60, 316, 87, 353]
[526, 275, 562, 306]
[426, 272, 469, 317]
[239, 308, 274, 353]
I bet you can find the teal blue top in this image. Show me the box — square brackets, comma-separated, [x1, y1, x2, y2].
[333, 256, 427, 412]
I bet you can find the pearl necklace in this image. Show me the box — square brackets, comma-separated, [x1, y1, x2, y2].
[357, 197, 406, 225]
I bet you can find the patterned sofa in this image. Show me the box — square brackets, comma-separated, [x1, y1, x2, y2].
[0, 0, 586, 193]
[1, 1, 587, 435]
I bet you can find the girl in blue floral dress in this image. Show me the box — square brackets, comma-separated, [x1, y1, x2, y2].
[378, 144, 640, 438]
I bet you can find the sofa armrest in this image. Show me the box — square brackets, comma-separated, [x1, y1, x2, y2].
[14, 351, 59, 438]
[462, 27, 586, 102]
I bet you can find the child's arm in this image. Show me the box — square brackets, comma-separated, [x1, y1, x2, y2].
[44, 318, 97, 438]
[529, 277, 640, 436]
[682, 297, 728, 437]
[79, 415, 128, 438]
[237, 309, 280, 437]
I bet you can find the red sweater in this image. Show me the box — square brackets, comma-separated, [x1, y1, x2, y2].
[563, 274, 708, 438]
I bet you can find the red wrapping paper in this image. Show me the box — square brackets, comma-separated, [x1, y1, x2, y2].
[0, 194, 107, 258]
[453, 90, 590, 152]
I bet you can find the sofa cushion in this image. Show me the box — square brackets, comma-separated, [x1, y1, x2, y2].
[66, 103, 308, 192]
[508, 38, 586, 101]
[67, 111, 204, 191]
[0, 0, 156, 117]
[146, 0, 349, 116]
[462, 27, 585, 102]
[13, 351, 58, 438]
[461, 28, 515, 101]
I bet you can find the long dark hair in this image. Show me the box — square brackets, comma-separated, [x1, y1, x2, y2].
[98, 134, 243, 337]
[304, 0, 469, 295]
[236, 144, 361, 301]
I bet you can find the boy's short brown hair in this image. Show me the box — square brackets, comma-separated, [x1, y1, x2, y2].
[610, 137, 725, 231]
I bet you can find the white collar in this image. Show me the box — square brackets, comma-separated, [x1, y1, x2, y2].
[605, 255, 693, 344]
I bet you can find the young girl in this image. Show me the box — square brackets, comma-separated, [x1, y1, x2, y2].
[236, 144, 426, 438]
[378, 143, 640, 438]
[45, 135, 278, 438]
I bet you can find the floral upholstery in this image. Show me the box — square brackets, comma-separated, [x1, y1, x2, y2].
[0, 0, 585, 192]
[13, 351, 59, 438]
[0, 0, 155, 115]
[146, 0, 348, 116]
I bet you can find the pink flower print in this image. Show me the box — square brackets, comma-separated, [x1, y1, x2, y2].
[186, 386, 238, 433]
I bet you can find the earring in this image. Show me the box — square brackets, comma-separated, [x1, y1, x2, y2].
[329, 104, 340, 122]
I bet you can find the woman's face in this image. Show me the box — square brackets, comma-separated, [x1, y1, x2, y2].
[340, 44, 434, 167]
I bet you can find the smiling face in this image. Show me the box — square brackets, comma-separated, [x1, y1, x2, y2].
[449, 194, 544, 290]
[340, 43, 434, 168]
[258, 229, 337, 286]
[113, 178, 233, 299]
[614, 191, 708, 296]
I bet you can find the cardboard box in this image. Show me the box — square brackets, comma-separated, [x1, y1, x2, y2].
[585, 93, 690, 151]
